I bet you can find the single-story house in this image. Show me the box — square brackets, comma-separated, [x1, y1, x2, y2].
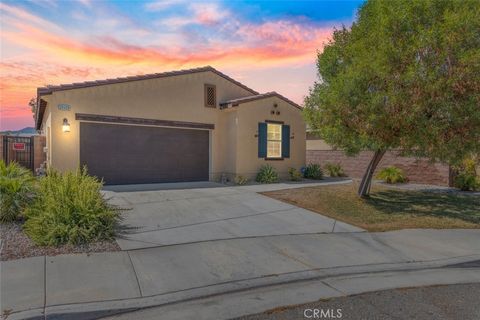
[35, 66, 306, 185]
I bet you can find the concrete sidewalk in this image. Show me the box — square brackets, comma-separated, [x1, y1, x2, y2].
[2, 229, 480, 320]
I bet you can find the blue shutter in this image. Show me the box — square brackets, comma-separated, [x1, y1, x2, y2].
[282, 125, 290, 158]
[258, 122, 267, 158]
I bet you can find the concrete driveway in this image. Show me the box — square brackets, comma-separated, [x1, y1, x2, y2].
[108, 181, 363, 250]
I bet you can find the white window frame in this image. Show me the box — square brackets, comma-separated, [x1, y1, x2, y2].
[266, 122, 282, 159]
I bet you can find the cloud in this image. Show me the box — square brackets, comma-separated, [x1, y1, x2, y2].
[77, 0, 92, 8]
[156, 2, 229, 28]
[28, 0, 58, 8]
[0, 1, 342, 130]
[144, 0, 184, 12]
[190, 2, 229, 25]
[0, 2, 61, 31]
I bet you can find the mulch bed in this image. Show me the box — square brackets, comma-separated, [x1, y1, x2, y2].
[0, 222, 120, 261]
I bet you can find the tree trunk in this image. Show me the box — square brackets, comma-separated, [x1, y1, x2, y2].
[357, 150, 386, 198]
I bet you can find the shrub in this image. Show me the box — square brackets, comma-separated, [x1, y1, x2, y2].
[0, 161, 35, 222]
[234, 175, 248, 185]
[324, 163, 347, 177]
[288, 168, 302, 181]
[303, 164, 323, 180]
[455, 173, 479, 191]
[454, 158, 479, 191]
[376, 166, 407, 184]
[256, 164, 279, 184]
[24, 167, 120, 246]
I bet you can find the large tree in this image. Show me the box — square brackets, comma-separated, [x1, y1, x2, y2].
[304, 0, 480, 197]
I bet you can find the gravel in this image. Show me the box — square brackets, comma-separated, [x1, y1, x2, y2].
[0, 222, 120, 261]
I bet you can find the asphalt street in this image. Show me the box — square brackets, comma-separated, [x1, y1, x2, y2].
[235, 283, 480, 320]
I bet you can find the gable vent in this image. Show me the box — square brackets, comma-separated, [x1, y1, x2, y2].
[204, 84, 216, 108]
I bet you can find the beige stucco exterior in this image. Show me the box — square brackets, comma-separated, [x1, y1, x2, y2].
[232, 97, 306, 179]
[38, 69, 306, 183]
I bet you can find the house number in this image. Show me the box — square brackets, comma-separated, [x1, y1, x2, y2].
[57, 104, 71, 111]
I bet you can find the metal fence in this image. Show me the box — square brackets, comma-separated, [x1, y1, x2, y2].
[2, 136, 34, 171]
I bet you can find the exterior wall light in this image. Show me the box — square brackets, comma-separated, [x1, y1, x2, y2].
[62, 118, 70, 132]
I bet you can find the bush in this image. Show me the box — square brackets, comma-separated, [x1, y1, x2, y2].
[455, 173, 479, 191]
[454, 158, 479, 191]
[234, 175, 248, 185]
[0, 161, 35, 222]
[288, 168, 302, 181]
[324, 163, 347, 177]
[24, 167, 120, 246]
[303, 164, 323, 180]
[376, 166, 407, 184]
[256, 164, 279, 184]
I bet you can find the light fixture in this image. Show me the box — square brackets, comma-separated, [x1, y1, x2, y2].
[62, 118, 70, 132]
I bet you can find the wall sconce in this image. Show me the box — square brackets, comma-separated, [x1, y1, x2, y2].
[62, 118, 70, 133]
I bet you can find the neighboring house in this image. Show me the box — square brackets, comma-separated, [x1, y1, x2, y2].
[306, 132, 452, 186]
[35, 66, 306, 185]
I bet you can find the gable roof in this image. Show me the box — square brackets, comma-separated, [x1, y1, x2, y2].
[36, 66, 258, 96]
[219, 91, 302, 110]
[35, 66, 259, 129]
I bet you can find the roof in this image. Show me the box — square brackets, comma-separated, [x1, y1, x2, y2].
[219, 92, 302, 110]
[35, 66, 259, 129]
[36, 66, 258, 96]
[34, 67, 303, 130]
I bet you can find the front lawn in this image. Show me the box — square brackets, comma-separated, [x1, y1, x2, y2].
[262, 183, 480, 232]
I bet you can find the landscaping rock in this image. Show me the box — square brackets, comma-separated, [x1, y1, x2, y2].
[0, 222, 120, 261]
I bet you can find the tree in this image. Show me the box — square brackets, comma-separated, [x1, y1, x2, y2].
[29, 98, 37, 119]
[304, 0, 480, 197]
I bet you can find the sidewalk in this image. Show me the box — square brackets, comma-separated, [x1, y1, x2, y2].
[2, 229, 480, 320]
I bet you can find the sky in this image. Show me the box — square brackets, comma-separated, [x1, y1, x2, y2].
[0, 0, 363, 131]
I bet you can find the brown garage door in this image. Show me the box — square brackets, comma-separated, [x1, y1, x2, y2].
[80, 122, 209, 185]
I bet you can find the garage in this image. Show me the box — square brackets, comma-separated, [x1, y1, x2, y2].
[80, 122, 209, 185]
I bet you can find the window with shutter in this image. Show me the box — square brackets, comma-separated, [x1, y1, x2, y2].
[204, 84, 216, 108]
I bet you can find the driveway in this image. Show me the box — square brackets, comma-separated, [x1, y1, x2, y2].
[108, 181, 363, 250]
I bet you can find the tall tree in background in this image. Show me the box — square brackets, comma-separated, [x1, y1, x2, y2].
[304, 0, 480, 197]
[29, 98, 37, 119]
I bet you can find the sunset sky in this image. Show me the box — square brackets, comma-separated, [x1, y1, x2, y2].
[0, 0, 363, 131]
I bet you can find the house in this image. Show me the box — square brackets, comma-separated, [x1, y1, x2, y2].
[35, 66, 306, 185]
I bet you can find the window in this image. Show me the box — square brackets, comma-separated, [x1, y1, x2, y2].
[267, 123, 282, 158]
[204, 84, 216, 108]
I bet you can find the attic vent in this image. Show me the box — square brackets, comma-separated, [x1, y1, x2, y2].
[204, 84, 216, 108]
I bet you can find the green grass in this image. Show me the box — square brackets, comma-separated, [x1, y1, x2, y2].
[263, 183, 480, 232]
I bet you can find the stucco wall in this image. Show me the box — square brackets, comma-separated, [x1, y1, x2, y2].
[40, 71, 254, 180]
[235, 97, 306, 180]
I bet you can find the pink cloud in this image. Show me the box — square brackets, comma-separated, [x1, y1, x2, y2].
[190, 3, 229, 25]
